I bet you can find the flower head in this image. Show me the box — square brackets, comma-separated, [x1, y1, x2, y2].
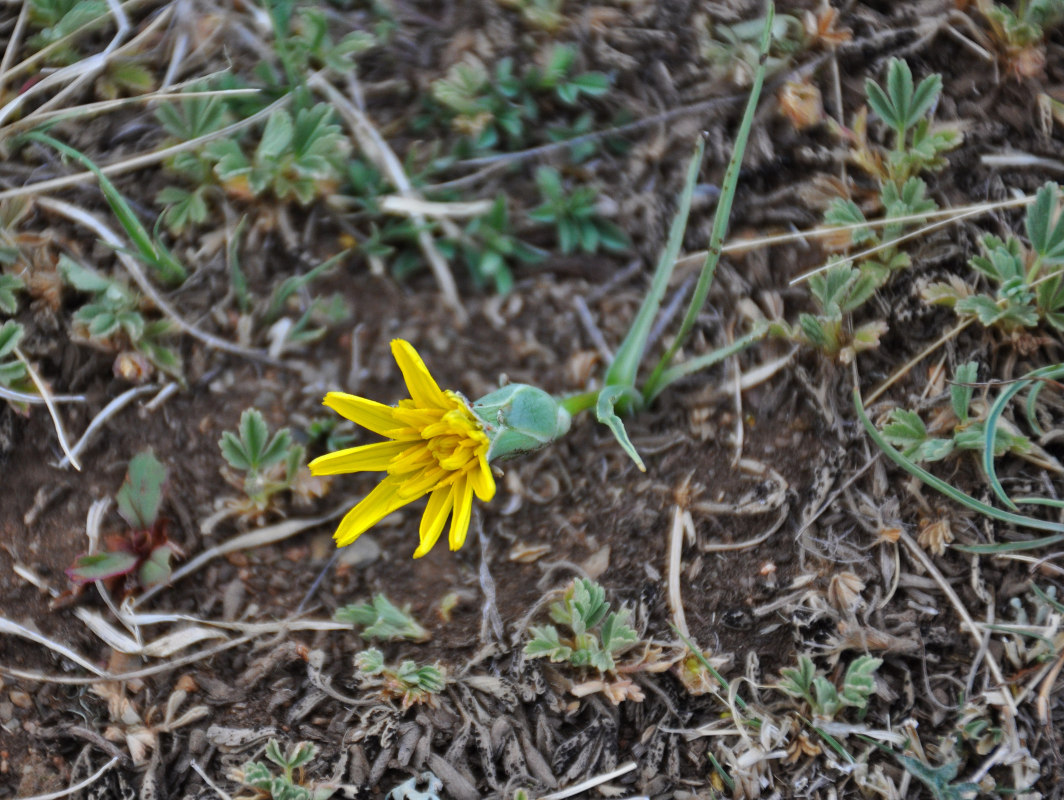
[309, 339, 495, 558]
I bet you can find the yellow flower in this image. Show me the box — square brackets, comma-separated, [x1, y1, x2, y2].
[309, 339, 496, 557]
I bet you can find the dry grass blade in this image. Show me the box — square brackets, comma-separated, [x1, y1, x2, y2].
[537, 761, 637, 800]
[133, 504, 349, 608]
[57, 384, 158, 469]
[0, 617, 106, 676]
[0, 92, 288, 202]
[17, 756, 121, 800]
[311, 75, 466, 321]
[16, 347, 80, 470]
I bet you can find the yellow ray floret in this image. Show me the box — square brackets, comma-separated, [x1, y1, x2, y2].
[309, 339, 496, 558]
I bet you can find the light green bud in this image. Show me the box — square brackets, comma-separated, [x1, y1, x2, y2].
[471, 384, 571, 461]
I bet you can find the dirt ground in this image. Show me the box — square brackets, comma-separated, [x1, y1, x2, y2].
[2, 0, 1064, 798]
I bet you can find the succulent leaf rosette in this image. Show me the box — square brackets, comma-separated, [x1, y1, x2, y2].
[309, 339, 569, 557]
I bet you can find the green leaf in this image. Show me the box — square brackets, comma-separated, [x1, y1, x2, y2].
[840, 655, 882, 709]
[881, 408, 929, 456]
[138, 546, 172, 588]
[600, 610, 638, 654]
[812, 676, 842, 718]
[219, 430, 251, 470]
[334, 594, 429, 642]
[356, 648, 385, 675]
[778, 655, 816, 700]
[0, 274, 24, 314]
[951, 362, 978, 422]
[67, 551, 138, 583]
[0, 319, 24, 358]
[596, 385, 646, 471]
[823, 199, 874, 245]
[238, 408, 270, 466]
[116, 450, 167, 529]
[1027, 182, 1064, 262]
[525, 625, 573, 662]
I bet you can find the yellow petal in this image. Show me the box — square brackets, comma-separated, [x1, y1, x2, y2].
[391, 339, 449, 409]
[333, 476, 412, 547]
[413, 487, 453, 558]
[469, 457, 496, 501]
[309, 440, 409, 476]
[323, 392, 401, 437]
[448, 477, 474, 551]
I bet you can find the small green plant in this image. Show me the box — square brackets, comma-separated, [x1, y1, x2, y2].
[527, 166, 628, 255]
[334, 594, 430, 642]
[879, 361, 1031, 463]
[154, 91, 230, 234]
[219, 408, 305, 512]
[769, 261, 885, 362]
[427, 44, 608, 154]
[924, 182, 1064, 335]
[233, 739, 335, 800]
[825, 58, 959, 285]
[777, 654, 882, 721]
[355, 649, 445, 710]
[67, 451, 177, 592]
[702, 11, 809, 85]
[27, 0, 109, 61]
[206, 104, 349, 204]
[445, 195, 544, 293]
[977, 0, 1064, 77]
[59, 256, 182, 380]
[525, 578, 639, 673]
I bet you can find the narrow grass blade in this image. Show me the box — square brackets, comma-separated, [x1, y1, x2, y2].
[644, 325, 767, 405]
[642, 1, 775, 403]
[983, 363, 1064, 510]
[603, 137, 704, 392]
[25, 132, 187, 284]
[854, 388, 1064, 550]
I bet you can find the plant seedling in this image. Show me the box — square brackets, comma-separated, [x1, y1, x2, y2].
[67, 451, 178, 592]
[777, 654, 882, 721]
[219, 408, 305, 513]
[355, 648, 445, 710]
[233, 739, 336, 800]
[334, 594, 430, 642]
[527, 166, 628, 255]
[925, 182, 1064, 335]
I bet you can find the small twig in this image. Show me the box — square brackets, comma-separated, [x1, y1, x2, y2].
[0, 632, 257, 685]
[0, 91, 286, 201]
[15, 347, 79, 470]
[57, 384, 158, 469]
[0, 617, 106, 676]
[866, 320, 973, 404]
[667, 506, 690, 639]
[17, 756, 121, 800]
[295, 549, 340, 616]
[0, 0, 30, 90]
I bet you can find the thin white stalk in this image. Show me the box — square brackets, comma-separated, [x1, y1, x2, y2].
[537, 761, 637, 800]
[57, 384, 159, 469]
[15, 347, 79, 470]
[17, 757, 121, 800]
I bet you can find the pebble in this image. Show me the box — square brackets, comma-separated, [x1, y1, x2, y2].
[8, 692, 31, 710]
